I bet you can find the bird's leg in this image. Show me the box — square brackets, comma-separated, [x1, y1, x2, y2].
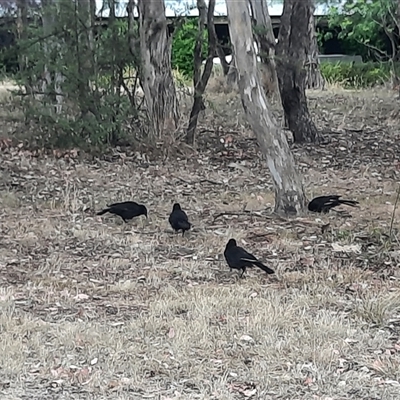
[240, 268, 246, 278]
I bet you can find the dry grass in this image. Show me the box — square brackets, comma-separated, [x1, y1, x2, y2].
[1, 81, 400, 399]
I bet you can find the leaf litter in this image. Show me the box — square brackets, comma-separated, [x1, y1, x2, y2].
[0, 89, 400, 398]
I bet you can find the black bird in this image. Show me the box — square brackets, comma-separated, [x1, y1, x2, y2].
[97, 201, 148, 223]
[169, 203, 191, 236]
[308, 195, 359, 214]
[224, 238, 275, 278]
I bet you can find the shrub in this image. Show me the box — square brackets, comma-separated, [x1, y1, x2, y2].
[14, 11, 144, 151]
[320, 61, 399, 88]
[172, 18, 208, 78]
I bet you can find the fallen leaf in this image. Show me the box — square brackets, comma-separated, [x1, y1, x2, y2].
[239, 334, 254, 343]
[304, 376, 314, 386]
[168, 327, 175, 339]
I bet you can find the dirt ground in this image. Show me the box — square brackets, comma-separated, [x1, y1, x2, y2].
[1, 84, 400, 400]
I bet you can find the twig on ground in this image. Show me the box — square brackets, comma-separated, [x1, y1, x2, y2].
[389, 184, 400, 239]
[175, 176, 222, 185]
[213, 210, 275, 223]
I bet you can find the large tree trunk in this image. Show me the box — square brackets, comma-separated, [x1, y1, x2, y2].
[305, 3, 325, 89]
[276, 0, 320, 143]
[186, 0, 217, 145]
[226, 0, 306, 215]
[248, 0, 280, 100]
[138, 0, 180, 139]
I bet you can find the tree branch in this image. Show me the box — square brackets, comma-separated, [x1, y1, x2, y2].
[186, 0, 217, 144]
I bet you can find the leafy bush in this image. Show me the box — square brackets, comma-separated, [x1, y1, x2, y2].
[14, 6, 143, 151]
[172, 18, 208, 78]
[326, 0, 395, 62]
[0, 47, 18, 75]
[320, 61, 398, 88]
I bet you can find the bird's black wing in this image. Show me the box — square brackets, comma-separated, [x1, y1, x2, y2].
[108, 201, 138, 211]
[323, 198, 338, 207]
[175, 210, 191, 229]
[236, 246, 258, 263]
[233, 246, 274, 274]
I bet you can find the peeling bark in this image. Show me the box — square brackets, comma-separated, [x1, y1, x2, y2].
[249, 0, 280, 99]
[226, 0, 306, 215]
[276, 0, 320, 143]
[305, 4, 325, 90]
[138, 0, 180, 139]
[226, 49, 238, 86]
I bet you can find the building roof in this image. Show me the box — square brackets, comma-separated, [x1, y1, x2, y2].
[95, 0, 343, 18]
[0, 1, 344, 19]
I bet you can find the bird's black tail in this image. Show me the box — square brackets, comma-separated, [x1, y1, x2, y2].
[254, 261, 275, 274]
[338, 199, 359, 207]
[97, 208, 110, 216]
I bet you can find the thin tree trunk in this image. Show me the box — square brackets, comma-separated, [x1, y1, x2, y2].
[77, 0, 96, 80]
[249, 0, 280, 100]
[186, 0, 217, 145]
[305, 3, 325, 89]
[53, 1, 65, 114]
[393, 1, 400, 96]
[41, 0, 56, 106]
[127, 0, 139, 61]
[54, 71, 64, 114]
[226, 0, 306, 215]
[126, 0, 142, 110]
[108, 0, 120, 144]
[108, 0, 117, 89]
[74, 0, 97, 120]
[16, 0, 28, 74]
[216, 44, 230, 75]
[276, 0, 320, 143]
[138, 0, 180, 139]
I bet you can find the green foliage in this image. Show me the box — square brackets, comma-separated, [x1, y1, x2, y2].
[316, 26, 328, 50]
[14, 2, 142, 150]
[172, 18, 208, 78]
[0, 46, 18, 75]
[320, 61, 398, 88]
[327, 0, 398, 61]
